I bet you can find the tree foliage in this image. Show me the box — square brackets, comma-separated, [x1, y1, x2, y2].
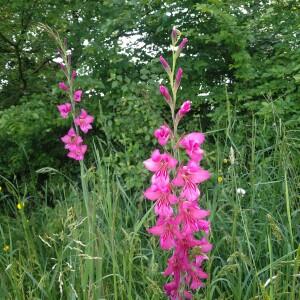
[0, 0, 299, 191]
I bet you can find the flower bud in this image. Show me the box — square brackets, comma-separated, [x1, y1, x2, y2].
[171, 27, 181, 45]
[159, 85, 172, 103]
[73, 90, 83, 102]
[174, 68, 183, 91]
[178, 100, 191, 117]
[154, 125, 171, 146]
[176, 38, 188, 57]
[159, 55, 171, 75]
[58, 82, 69, 91]
[179, 38, 188, 50]
[72, 70, 77, 80]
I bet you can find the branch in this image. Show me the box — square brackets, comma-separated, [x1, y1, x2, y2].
[0, 32, 16, 47]
[31, 57, 52, 74]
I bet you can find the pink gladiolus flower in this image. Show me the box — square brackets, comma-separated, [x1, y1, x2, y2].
[186, 266, 208, 290]
[73, 90, 83, 102]
[58, 81, 69, 91]
[178, 100, 191, 117]
[72, 70, 77, 79]
[154, 125, 171, 146]
[144, 184, 178, 217]
[74, 109, 94, 133]
[148, 217, 180, 250]
[61, 128, 83, 151]
[144, 28, 212, 298]
[179, 132, 205, 162]
[195, 237, 213, 266]
[174, 67, 183, 91]
[143, 149, 177, 185]
[163, 253, 190, 297]
[57, 103, 72, 119]
[196, 219, 211, 234]
[172, 161, 210, 201]
[67, 144, 87, 161]
[160, 85, 172, 103]
[160, 55, 171, 74]
[183, 291, 193, 299]
[178, 201, 210, 233]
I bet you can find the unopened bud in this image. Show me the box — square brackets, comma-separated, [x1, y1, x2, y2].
[171, 27, 181, 45]
[159, 55, 171, 75]
[176, 38, 188, 57]
[174, 67, 183, 91]
[159, 85, 172, 103]
[178, 100, 191, 117]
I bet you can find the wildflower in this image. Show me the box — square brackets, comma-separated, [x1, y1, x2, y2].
[174, 67, 183, 91]
[176, 38, 188, 57]
[179, 132, 205, 162]
[148, 216, 180, 250]
[159, 55, 171, 75]
[144, 183, 178, 217]
[0, 186, 2, 192]
[3, 245, 9, 252]
[171, 27, 181, 45]
[61, 128, 83, 151]
[143, 149, 177, 185]
[74, 109, 94, 133]
[172, 161, 210, 201]
[73, 90, 83, 102]
[163, 253, 190, 297]
[237, 188, 246, 196]
[144, 28, 211, 299]
[160, 85, 172, 103]
[55, 49, 93, 161]
[67, 144, 87, 161]
[229, 146, 235, 165]
[178, 100, 191, 117]
[178, 201, 210, 233]
[223, 158, 228, 164]
[178, 38, 188, 50]
[217, 176, 223, 184]
[72, 70, 77, 79]
[53, 57, 64, 64]
[58, 81, 69, 91]
[17, 202, 24, 210]
[194, 237, 213, 265]
[186, 266, 208, 290]
[154, 125, 171, 146]
[57, 103, 72, 119]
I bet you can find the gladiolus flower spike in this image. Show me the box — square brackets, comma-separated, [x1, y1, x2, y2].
[144, 28, 212, 299]
[55, 45, 93, 161]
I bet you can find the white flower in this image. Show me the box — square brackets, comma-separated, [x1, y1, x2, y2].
[229, 146, 235, 165]
[66, 49, 72, 55]
[52, 57, 63, 64]
[237, 188, 246, 196]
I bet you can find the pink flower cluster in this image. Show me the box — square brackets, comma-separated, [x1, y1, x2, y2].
[56, 58, 94, 161]
[144, 28, 212, 299]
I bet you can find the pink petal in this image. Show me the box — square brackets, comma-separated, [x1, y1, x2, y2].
[144, 186, 160, 200]
[147, 224, 164, 235]
[143, 158, 159, 172]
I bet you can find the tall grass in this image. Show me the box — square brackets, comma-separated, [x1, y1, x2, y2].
[0, 112, 299, 299]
